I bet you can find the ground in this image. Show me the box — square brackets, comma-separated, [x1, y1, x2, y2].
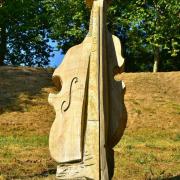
[0, 66, 179, 180]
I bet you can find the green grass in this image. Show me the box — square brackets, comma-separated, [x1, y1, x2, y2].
[0, 68, 180, 179]
[114, 128, 180, 180]
[0, 135, 48, 147]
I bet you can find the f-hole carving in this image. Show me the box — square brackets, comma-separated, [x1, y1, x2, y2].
[61, 77, 78, 113]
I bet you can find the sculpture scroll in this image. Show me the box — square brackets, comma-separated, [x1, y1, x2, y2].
[48, 0, 127, 179]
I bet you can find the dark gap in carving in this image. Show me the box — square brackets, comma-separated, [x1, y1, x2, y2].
[52, 75, 62, 91]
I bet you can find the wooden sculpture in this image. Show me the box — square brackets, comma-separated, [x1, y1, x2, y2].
[48, 0, 127, 179]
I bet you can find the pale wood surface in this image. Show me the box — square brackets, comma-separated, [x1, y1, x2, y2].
[48, 37, 92, 163]
[49, 0, 127, 179]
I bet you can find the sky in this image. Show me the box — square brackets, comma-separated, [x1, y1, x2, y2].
[48, 40, 64, 68]
[49, 49, 64, 68]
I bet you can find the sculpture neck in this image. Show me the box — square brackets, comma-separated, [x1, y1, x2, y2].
[88, 0, 108, 38]
[88, 0, 110, 179]
[86, 0, 111, 9]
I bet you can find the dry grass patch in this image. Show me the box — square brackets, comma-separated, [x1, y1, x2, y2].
[0, 67, 179, 179]
[113, 72, 180, 180]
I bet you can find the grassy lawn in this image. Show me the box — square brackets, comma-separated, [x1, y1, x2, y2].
[0, 67, 179, 179]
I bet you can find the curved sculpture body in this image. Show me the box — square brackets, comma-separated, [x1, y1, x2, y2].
[49, 37, 92, 163]
[48, 0, 127, 179]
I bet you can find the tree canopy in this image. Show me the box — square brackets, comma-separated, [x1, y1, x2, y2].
[106, 0, 180, 72]
[0, 0, 179, 71]
[0, 0, 52, 66]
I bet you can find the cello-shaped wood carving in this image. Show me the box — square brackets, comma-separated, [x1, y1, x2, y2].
[48, 0, 127, 179]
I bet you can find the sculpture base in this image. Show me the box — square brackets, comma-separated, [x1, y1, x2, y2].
[56, 164, 94, 180]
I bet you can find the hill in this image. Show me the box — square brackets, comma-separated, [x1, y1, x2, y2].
[0, 66, 179, 180]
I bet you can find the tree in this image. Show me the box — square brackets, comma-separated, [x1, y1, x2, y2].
[107, 0, 180, 72]
[43, 0, 89, 54]
[0, 0, 52, 66]
[0, 0, 179, 70]
[0, 0, 5, 66]
[45, 0, 179, 72]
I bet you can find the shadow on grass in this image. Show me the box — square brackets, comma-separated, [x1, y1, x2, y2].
[0, 66, 54, 114]
[8, 168, 57, 179]
[164, 175, 180, 180]
[33, 168, 56, 178]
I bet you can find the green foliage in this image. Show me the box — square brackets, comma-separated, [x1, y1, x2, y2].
[0, 0, 179, 70]
[46, 0, 179, 71]
[107, 0, 180, 71]
[0, 0, 52, 66]
[43, 0, 90, 53]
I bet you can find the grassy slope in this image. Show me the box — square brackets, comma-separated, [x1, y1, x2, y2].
[0, 66, 179, 180]
[114, 72, 180, 180]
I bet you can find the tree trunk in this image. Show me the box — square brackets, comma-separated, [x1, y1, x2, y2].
[0, 25, 7, 66]
[153, 46, 160, 72]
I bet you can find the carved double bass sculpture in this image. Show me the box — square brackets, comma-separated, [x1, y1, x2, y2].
[48, 0, 127, 179]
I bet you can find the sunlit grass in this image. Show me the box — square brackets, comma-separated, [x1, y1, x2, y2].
[0, 135, 48, 147]
[114, 128, 180, 180]
[0, 68, 179, 179]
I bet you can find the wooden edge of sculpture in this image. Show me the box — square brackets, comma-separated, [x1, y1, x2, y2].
[48, 0, 127, 179]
